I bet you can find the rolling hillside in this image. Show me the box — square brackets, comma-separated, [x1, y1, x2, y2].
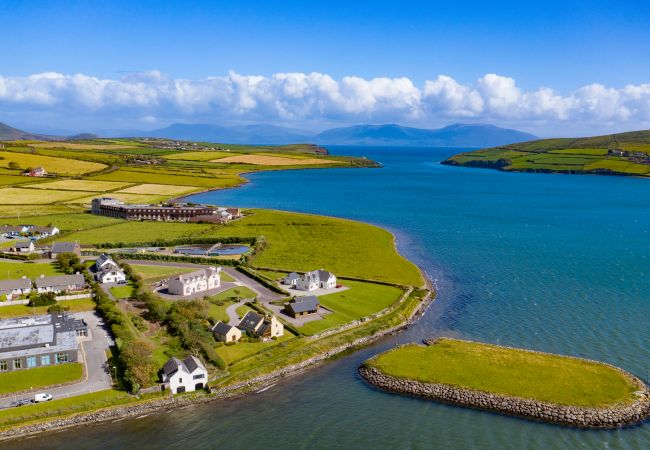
[442, 130, 650, 177]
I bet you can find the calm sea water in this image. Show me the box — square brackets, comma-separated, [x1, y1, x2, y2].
[14, 147, 650, 449]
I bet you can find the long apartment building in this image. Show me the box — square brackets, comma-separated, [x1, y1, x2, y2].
[91, 197, 217, 221]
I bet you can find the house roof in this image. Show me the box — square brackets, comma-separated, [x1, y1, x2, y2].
[162, 357, 183, 377]
[212, 321, 235, 336]
[95, 253, 116, 267]
[183, 355, 206, 373]
[286, 296, 320, 314]
[238, 311, 264, 332]
[284, 272, 299, 280]
[317, 269, 334, 280]
[97, 267, 125, 279]
[0, 225, 26, 233]
[35, 273, 85, 289]
[14, 241, 34, 249]
[172, 267, 219, 284]
[28, 226, 57, 234]
[0, 278, 32, 293]
[51, 242, 79, 254]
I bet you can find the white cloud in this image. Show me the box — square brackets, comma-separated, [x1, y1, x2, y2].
[1, 70, 650, 133]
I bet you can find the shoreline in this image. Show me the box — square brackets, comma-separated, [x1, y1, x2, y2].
[359, 338, 650, 429]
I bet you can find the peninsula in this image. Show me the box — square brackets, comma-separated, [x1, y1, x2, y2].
[359, 338, 650, 429]
[442, 129, 650, 177]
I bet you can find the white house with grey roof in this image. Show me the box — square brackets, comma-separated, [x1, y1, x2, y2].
[12, 241, 35, 253]
[161, 355, 208, 394]
[94, 254, 126, 284]
[292, 269, 337, 292]
[167, 266, 220, 296]
[0, 277, 32, 301]
[35, 273, 86, 294]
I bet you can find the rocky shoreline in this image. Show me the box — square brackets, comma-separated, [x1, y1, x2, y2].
[358, 340, 650, 429]
[0, 276, 434, 441]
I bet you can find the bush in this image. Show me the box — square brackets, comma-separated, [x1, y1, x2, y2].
[28, 292, 57, 307]
[47, 303, 69, 313]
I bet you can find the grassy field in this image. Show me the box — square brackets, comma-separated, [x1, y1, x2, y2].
[89, 168, 243, 188]
[0, 174, 47, 186]
[443, 130, 650, 176]
[367, 339, 639, 407]
[54, 221, 215, 245]
[0, 299, 95, 319]
[213, 210, 423, 286]
[130, 263, 202, 281]
[25, 179, 133, 191]
[0, 151, 106, 175]
[0, 187, 93, 204]
[216, 334, 294, 365]
[214, 154, 339, 166]
[208, 286, 257, 302]
[1, 212, 122, 232]
[110, 284, 135, 299]
[116, 183, 198, 196]
[299, 281, 404, 335]
[0, 261, 62, 279]
[0, 363, 83, 395]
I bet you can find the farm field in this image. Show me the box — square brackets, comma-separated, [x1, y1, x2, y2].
[299, 280, 404, 335]
[0, 261, 62, 279]
[0, 151, 106, 175]
[0, 204, 82, 218]
[116, 183, 198, 196]
[25, 180, 133, 191]
[1, 212, 122, 231]
[90, 168, 243, 188]
[366, 339, 640, 407]
[163, 151, 234, 161]
[67, 192, 167, 205]
[0, 187, 92, 204]
[443, 129, 650, 176]
[0, 175, 45, 186]
[213, 154, 338, 166]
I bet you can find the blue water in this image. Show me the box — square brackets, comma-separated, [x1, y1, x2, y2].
[13, 147, 649, 449]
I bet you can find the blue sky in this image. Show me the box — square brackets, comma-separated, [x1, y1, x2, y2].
[2, 0, 650, 135]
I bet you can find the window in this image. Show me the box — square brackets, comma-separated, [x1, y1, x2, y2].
[41, 355, 51, 366]
[0, 361, 7, 371]
[193, 373, 204, 380]
[13, 359, 22, 369]
[178, 378, 182, 383]
[27, 356, 37, 368]
[55, 353, 68, 363]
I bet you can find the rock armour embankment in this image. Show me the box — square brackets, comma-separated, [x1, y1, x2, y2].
[359, 344, 650, 429]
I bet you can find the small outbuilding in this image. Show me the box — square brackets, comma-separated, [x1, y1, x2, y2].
[284, 295, 320, 318]
[211, 321, 242, 343]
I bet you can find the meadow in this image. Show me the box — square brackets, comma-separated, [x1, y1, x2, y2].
[0, 261, 62, 279]
[0, 150, 106, 175]
[0, 187, 93, 204]
[367, 339, 639, 407]
[0, 363, 83, 395]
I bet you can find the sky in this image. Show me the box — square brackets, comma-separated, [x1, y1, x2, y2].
[2, 0, 650, 136]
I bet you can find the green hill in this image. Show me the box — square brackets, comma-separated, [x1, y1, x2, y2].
[442, 130, 650, 177]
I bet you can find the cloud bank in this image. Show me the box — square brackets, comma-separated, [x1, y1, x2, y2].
[1, 70, 650, 134]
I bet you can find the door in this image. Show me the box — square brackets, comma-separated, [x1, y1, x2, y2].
[195, 383, 204, 390]
[176, 386, 186, 394]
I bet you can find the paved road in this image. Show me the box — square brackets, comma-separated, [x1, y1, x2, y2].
[0, 311, 113, 407]
[225, 299, 248, 325]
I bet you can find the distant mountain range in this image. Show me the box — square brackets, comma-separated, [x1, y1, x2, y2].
[1, 121, 536, 148]
[128, 122, 537, 147]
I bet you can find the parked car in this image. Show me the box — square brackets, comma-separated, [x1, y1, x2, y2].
[33, 393, 53, 403]
[10, 399, 32, 407]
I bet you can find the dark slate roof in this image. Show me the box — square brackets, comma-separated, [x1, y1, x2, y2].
[212, 321, 234, 336]
[95, 253, 116, 268]
[286, 296, 319, 314]
[0, 225, 25, 233]
[14, 241, 33, 249]
[183, 355, 205, 373]
[35, 273, 85, 289]
[162, 357, 183, 377]
[284, 272, 299, 280]
[317, 269, 334, 280]
[0, 277, 32, 293]
[51, 242, 79, 253]
[238, 311, 264, 332]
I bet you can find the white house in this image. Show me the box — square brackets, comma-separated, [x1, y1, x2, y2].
[168, 266, 220, 296]
[0, 277, 32, 301]
[295, 269, 337, 291]
[161, 355, 208, 394]
[96, 268, 126, 284]
[27, 226, 59, 238]
[95, 254, 119, 271]
[238, 311, 284, 339]
[211, 321, 242, 343]
[282, 272, 300, 286]
[12, 241, 35, 253]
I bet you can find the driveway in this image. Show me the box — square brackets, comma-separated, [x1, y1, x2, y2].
[0, 311, 113, 407]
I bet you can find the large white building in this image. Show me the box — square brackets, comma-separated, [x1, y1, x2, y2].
[161, 355, 208, 394]
[167, 267, 221, 296]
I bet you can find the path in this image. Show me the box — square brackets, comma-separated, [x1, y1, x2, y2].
[225, 299, 247, 326]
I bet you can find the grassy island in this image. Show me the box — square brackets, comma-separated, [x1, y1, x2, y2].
[361, 338, 650, 428]
[442, 129, 650, 177]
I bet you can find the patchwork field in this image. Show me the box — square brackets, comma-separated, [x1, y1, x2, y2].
[30, 142, 140, 150]
[0, 151, 106, 175]
[90, 168, 242, 188]
[24, 179, 134, 192]
[0, 187, 92, 204]
[67, 192, 167, 205]
[0, 175, 46, 186]
[164, 151, 235, 161]
[213, 154, 339, 166]
[116, 183, 198, 196]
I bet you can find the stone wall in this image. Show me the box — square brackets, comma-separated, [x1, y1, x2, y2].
[358, 350, 650, 429]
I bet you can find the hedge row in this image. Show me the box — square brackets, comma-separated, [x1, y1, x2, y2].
[95, 236, 258, 249]
[236, 266, 289, 295]
[111, 252, 241, 266]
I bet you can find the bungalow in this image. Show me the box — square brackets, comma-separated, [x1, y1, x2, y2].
[27, 226, 60, 238]
[211, 321, 242, 343]
[238, 311, 284, 339]
[12, 241, 35, 253]
[168, 266, 220, 296]
[0, 225, 28, 237]
[35, 273, 86, 294]
[26, 167, 47, 177]
[295, 269, 337, 292]
[49, 241, 81, 258]
[0, 277, 32, 301]
[284, 295, 320, 318]
[161, 355, 208, 394]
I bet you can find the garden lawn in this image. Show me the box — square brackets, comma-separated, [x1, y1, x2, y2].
[0, 363, 83, 395]
[299, 280, 404, 335]
[214, 210, 423, 286]
[367, 339, 639, 407]
[110, 283, 135, 299]
[208, 286, 257, 302]
[0, 299, 95, 319]
[130, 264, 201, 281]
[216, 334, 294, 366]
[0, 261, 62, 279]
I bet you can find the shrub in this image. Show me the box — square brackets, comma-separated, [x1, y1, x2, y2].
[28, 292, 57, 307]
